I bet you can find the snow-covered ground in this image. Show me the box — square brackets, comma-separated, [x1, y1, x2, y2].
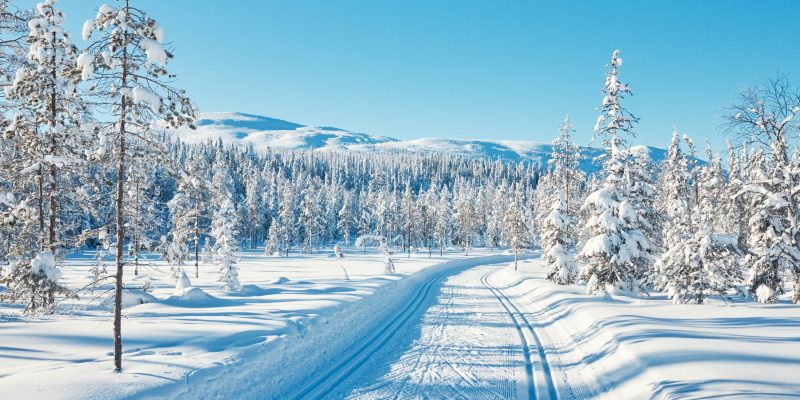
[493, 258, 800, 399]
[3, 251, 799, 399]
[0, 247, 505, 399]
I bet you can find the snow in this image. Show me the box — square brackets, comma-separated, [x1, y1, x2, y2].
[174, 269, 191, 295]
[755, 284, 775, 303]
[96, 4, 114, 21]
[0, 248, 500, 399]
[337, 263, 528, 399]
[139, 38, 167, 67]
[1, 249, 799, 398]
[132, 86, 160, 112]
[76, 51, 93, 80]
[493, 258, 800, 399]
[154, 24, 165, 43]
[81, 20, 93, 40]
[30, 251, 59, 281]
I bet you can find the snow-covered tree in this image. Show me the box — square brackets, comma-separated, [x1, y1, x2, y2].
[278, 181, 294, 256]
[542, 116, 584, 282]
[656, 131, 693, 256]
[6, 0, 87, 256]
[723, 75, 800, 303]
[380, 239, 395, 274]
[299, 187, 319, 253]
[81, 1, 195, 370]
[337, 191, 354, 246]
[454, 181, 476, 255]
[550, 115, 585, 217]
[435, 186, 453, 256]
[0, 250, 73, 315]
[401, 182, 414, 257]
[503, 187, 529, 270]
[211, 197, 240, 292]
[264, 222, 280, 256]
[543, 191, 576, 283]
[579, 49, 652, 294]
[654, 135, 742, 303]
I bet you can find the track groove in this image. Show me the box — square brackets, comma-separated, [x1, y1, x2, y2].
[481, 269, 558, 400]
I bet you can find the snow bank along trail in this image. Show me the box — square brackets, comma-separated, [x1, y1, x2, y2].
[492, 258, 800, 399]
[162, 253, 524, 399]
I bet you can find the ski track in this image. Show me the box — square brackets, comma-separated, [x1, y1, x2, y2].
[481, 268, 559, 400]
[334, 264, 531, 400]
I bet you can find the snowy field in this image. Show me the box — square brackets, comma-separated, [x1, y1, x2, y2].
[495, 258, 800, 399]
[3, 250, 798, 399]
[0, 248, 508, 399]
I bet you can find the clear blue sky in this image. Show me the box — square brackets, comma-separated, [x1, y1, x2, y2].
[43, 1, 800, 149]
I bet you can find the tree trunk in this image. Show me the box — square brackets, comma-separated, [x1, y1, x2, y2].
[48, 36, 58, 255]
[37, 166, 45, 250]
[194, 204, 200, 278]
[514, 252, 518, 270]
[113, 28, 129, 372]
[113, 124, 125, 372]
[133, 179, 139, 276]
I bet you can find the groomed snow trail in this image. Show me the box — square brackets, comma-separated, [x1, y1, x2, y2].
[318, 263, 550, 400]
[481, 269, 558, 400]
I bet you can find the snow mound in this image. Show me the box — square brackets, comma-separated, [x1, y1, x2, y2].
[162, 287, 222, 307]
[265, 277, 290, 285]
[103, 289, 158, 309]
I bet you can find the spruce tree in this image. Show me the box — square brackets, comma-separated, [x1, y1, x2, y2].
[579, 49, 652, 294]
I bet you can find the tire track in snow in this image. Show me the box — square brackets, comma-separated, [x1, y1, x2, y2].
[482, 269, 558, 400]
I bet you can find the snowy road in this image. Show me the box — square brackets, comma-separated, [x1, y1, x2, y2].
[289, 262, 557, 400]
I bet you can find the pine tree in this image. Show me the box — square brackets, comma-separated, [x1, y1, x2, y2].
[81, 1, 194, 371]
[6, 0, 87, 256]
[264, 222, 280, 256]
[0, 250, 73, 315]
[168, 178, 195, 276]
[454, 181, 476, 255]
[1, 0, 85, 315]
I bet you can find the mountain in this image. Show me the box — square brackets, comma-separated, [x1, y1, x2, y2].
[169, 112, 670, 170]
[170, 112, 398, 152]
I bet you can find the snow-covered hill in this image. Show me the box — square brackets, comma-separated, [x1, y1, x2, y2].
[170, 112, 398, 152]
[169, 112, 670, 169]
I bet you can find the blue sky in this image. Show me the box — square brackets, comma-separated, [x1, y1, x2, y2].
[44, 1, 800, 149]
